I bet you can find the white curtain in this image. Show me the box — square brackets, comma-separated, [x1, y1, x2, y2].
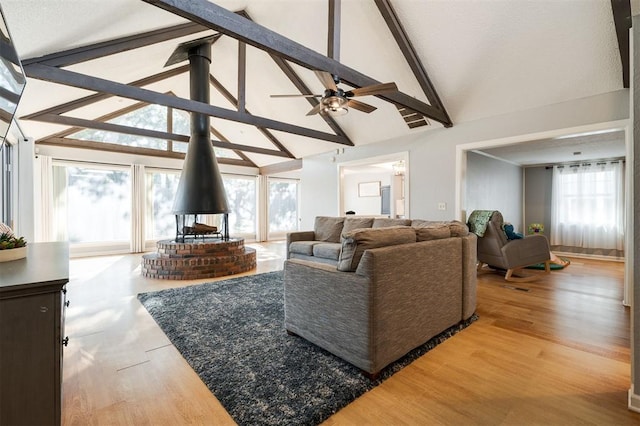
[52, 165, 68, 242]
[550, 161, 624, 250]
[34, 155, 69, 242]
[34, 155, 53, 242]
[131, 164, 146, 253]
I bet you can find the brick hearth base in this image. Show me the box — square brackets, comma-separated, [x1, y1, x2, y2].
[141, 238, 256, 280]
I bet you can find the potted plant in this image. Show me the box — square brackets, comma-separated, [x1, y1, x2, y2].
[0, 232, 27, 262]
[528, 223, 544, 234]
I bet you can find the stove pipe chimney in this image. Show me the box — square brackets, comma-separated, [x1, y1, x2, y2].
[170, 39, 229, 215]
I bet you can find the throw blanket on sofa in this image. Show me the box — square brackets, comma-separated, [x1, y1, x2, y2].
[467, 210, 496, 237]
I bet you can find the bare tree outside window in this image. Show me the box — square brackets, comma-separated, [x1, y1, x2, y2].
[268, 180, 298, 235]
[65, 166, 131, 243]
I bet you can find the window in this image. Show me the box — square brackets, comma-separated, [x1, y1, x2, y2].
[53, 164, 131, 244]
[71, 104, 169, 150]
[268, 178, 298, 238]
[550, 161, 624, 250]
[223, 175, 257, 238]
[146, 170, 180, 240]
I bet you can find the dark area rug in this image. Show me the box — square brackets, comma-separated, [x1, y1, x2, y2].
[137, 271, 477, 426]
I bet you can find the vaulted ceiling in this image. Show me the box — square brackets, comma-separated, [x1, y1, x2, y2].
[1, 0, 629, 171]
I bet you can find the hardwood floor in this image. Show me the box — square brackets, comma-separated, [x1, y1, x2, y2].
[62, 243, 639, 425]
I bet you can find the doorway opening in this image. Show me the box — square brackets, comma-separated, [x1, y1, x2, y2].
[338, 152, 409, 219]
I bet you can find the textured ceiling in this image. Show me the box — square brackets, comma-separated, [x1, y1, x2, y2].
[1, 0, 625, 167]
[476, 129, 626, 167]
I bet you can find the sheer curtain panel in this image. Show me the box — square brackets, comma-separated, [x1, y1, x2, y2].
[550, 161, 624, 250]
[131, 164, 145, 252]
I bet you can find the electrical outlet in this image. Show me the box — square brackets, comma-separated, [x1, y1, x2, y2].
[438, 202, 446, 211]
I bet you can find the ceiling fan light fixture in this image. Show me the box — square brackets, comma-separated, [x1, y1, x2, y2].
[321, 95, 348, 116]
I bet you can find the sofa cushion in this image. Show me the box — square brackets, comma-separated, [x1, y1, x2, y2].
[413, 223, 451, 241]
[312, 243, 342, 261]
[449, 220, 469, 236]
[411, 219, 469, 237]
[372, 218, 412, 228]
[342, 217, 374, 234]
[314, 216, 345, 243]
[338, 226, 416, 272]
[289, 241, 320, 256]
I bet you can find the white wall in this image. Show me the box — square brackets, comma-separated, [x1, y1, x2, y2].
[466, 151, 523, 231]
[525, 166, 553, 239]
[342, 171, 390, 216]
[299, 154, 340, 230]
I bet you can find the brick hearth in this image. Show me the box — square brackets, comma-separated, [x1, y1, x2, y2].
[141, 238, 256, 280]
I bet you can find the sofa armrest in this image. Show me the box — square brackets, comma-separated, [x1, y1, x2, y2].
[501, 234, 551, 269]
[355, 238, 466, 370]
[284, 258, 372, 370]
[286, 231, 316, 259]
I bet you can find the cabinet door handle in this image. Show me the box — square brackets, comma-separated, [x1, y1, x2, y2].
[65, 300, 70, 308]
[62, 336, 69, 347]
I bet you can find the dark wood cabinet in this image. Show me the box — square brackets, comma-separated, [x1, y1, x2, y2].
[0, 242, 69, 426]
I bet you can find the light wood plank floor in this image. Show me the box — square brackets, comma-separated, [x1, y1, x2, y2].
[62, 242, 639, 425]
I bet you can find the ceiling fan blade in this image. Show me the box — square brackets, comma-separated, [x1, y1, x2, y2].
[347, 99, 377, 114]
[270, 94, 322, 98]
[349, 82, 398, 97]
[314, 70, 338, 91]
[305, 103, 323, 116]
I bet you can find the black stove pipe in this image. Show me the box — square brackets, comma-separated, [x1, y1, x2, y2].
[172, 42, 229, 216]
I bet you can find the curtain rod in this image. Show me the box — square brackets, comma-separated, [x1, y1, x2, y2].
[544, 157, 625, 170]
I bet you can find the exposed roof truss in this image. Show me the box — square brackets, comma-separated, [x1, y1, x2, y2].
[21, 0, 452, 166]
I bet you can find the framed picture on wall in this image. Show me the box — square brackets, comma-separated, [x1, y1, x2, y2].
[358, 181, 381, 197]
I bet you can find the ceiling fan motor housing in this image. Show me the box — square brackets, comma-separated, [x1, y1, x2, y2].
[321, 89, 349, 115]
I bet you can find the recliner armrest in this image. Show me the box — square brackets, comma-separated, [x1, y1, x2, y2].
[501, 234, 551, 269]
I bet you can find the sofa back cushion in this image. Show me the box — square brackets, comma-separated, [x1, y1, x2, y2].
[372, 218, 412, 228]
[448, 220, 469, 237]
[342, 217, 374, 234]
[338, 226, 416, 272]
[314, 216, 345, 243]
[413, 222, 451, 241]
[411, 219, 469, 238]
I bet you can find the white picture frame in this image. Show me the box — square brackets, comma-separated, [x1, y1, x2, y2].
[358, 181, 380, 197]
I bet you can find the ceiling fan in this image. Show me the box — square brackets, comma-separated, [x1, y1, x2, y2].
[271, 70, 398, 116]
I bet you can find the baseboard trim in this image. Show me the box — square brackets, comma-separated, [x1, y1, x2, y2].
[552, 251, 624, 262]
[628, 386, 640, 413]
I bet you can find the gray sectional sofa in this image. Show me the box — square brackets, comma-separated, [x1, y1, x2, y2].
[284, 216, 477, 378]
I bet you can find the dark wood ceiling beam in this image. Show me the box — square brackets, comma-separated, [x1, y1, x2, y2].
[259, 159, 303, 175]
[38, 136, 186, 158]
[611, 0, 631, 88]
[36, 136, 255, 167]
[32, 113, 292, 158]
[141, 0, 452, 126]
[209, 75, 299, 155]
[374, 0, 451, 125]
[22, 22, 213, 68]
[24, 63, 351, 145]
[34, 113, 190, 142]
[240, 8, 352, 145]
[328, 0, 341, 61]
[21, 64, 190, 120]
[237, 41, 247, 113]
[269, 55, 353, 145]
